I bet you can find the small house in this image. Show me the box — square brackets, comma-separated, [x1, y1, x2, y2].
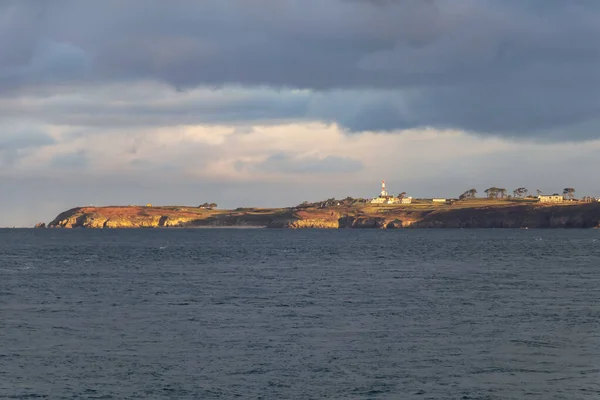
[538, 195, 563, 203]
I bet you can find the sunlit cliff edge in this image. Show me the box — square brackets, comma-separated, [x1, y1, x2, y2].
[45, 201, 600, 229]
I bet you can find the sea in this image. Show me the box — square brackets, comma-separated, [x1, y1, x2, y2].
[1, 228, 600, 399]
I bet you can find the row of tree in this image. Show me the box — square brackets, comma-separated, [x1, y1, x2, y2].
[198, 202, 217, 209]
[297, 187, 584, 208]
[459, 187, 577, 200]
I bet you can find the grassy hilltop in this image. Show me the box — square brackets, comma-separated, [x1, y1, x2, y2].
[46, 198, 600, 229]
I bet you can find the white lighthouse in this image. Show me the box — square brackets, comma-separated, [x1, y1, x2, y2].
[381, 180, 388, 197]
[371, 179, 403, 204]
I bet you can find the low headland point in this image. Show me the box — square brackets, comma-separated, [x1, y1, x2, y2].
[40, 180, 600, 229]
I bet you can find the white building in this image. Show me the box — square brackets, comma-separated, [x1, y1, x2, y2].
[371, 197, 401, 204]
[432, 198, 447, 203]
[538, 195, 564, 203]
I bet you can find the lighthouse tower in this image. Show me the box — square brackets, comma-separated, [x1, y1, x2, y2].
[381, 180, 388, 197]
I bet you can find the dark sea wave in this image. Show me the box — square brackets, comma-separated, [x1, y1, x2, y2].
[1, 229, 600, 399]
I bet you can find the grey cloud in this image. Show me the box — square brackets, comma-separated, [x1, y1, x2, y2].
[0, 85, 310, 128]
[311, 85, 600, 139]
[50, 150, 88, 169]
[0, 126, 56, 168]
[0, 150, 18, 167]
[0, 129, 56, 167]
[1, 0, 600, 138]
[242, 153, 364, 174]
[129, 159, 181, 173]
[3, 84, 599, 141]
[0, 130, 55, 150]
[0, 37, 90, 90]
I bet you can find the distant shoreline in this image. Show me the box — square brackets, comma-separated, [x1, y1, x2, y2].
[40, 200, 600, 229]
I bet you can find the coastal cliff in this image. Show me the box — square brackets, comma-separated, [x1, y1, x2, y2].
[48, 206, 289, 229]
[46, 201, 600, 229]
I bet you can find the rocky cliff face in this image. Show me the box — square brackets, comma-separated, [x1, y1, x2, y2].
[405, 204, 600, 228]
[272, 204, 600, 229]
[48, 208, 192, 228]
[284, 219, 341, 229]
[46, 203, 600, 229]
[48, 206, 288, 229]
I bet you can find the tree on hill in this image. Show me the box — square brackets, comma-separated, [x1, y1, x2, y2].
[209, 203, 217, 208]
[459, 188, 477, 200]
[484, 187, 501, 199]
[536, 189, 542, 196]
[484, 187, 507, 199]
[563, 188, 576, 200]
[398, 192, 407, 200]
[512, 187, 528, 198]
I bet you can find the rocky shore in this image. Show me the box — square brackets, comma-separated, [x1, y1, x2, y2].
[45, 202, 600, 229]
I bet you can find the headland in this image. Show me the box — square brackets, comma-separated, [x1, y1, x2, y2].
[45, 198, 600, 229]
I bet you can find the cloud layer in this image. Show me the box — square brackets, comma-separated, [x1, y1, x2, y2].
[1, 0, 599, 137]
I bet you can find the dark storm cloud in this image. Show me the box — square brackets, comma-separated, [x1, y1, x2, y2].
[0, 86, 310, 128]
[1, 0, 600, 138]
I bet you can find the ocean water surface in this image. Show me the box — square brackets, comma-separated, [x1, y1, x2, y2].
[1, 228, 600, 399]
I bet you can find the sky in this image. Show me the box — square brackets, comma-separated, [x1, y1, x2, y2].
[1, 0, 600, 227]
